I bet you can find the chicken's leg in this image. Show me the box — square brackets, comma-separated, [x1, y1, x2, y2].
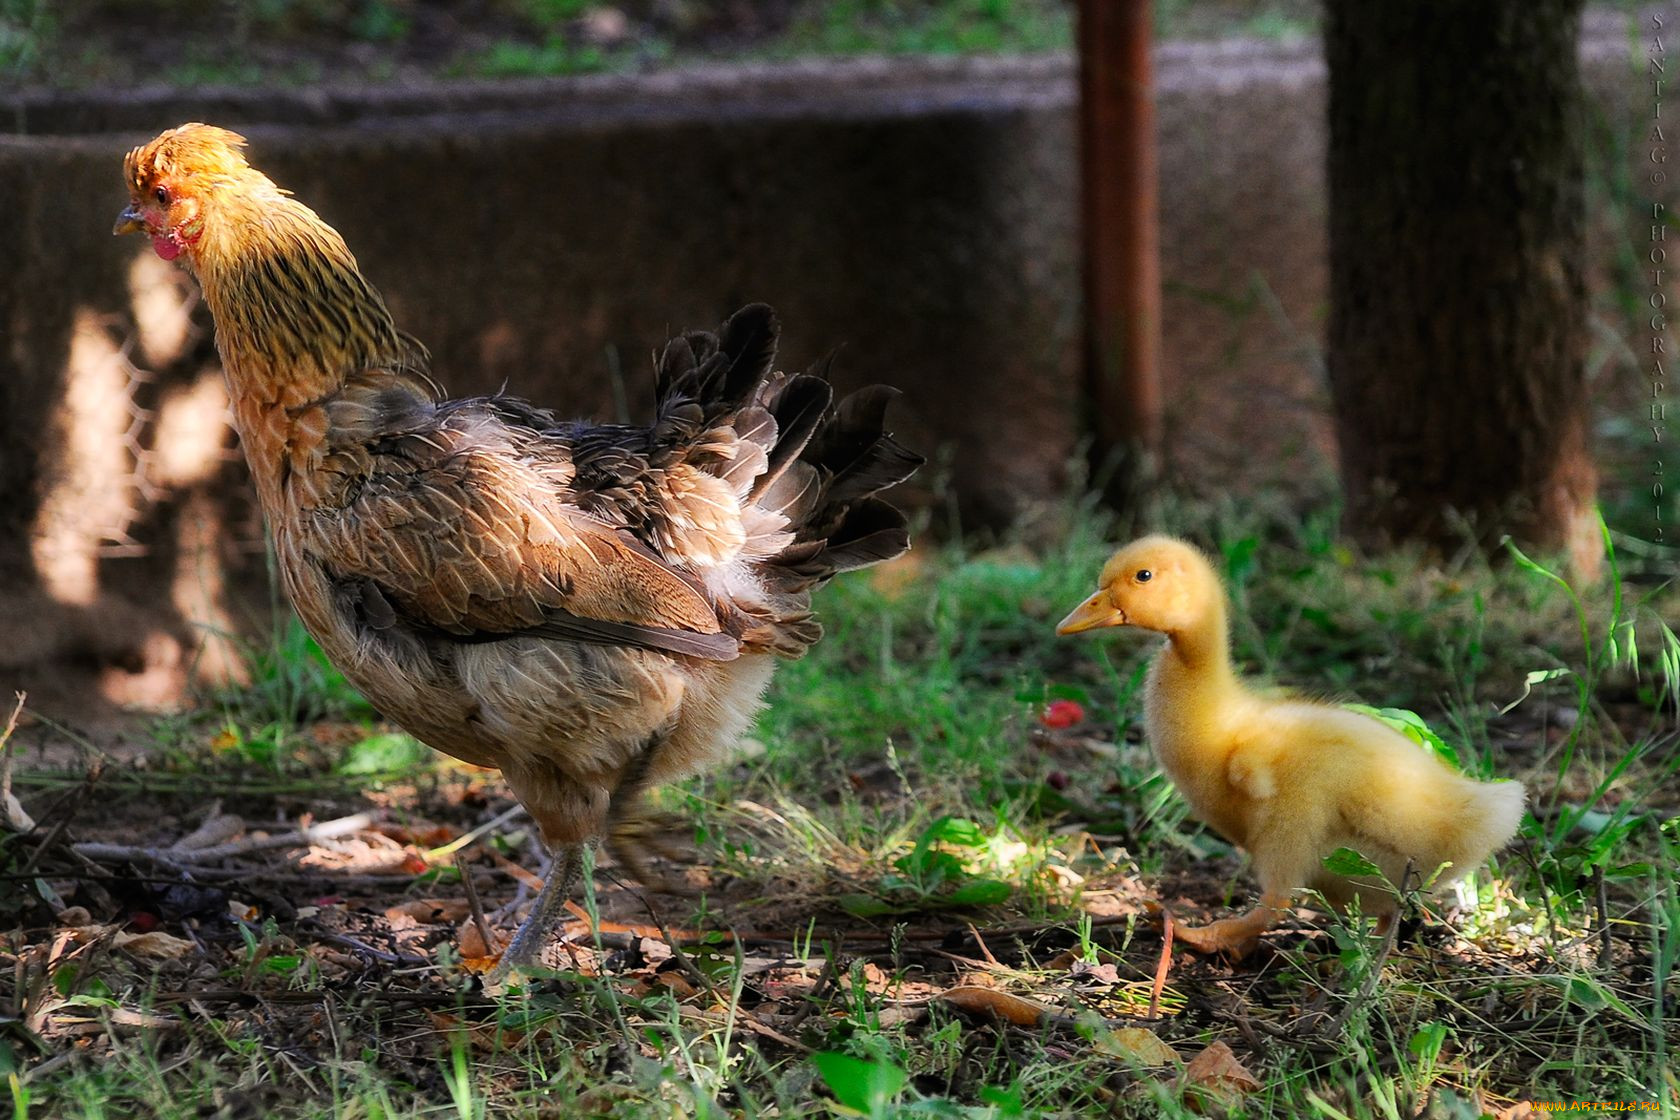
[603, 731, 693, 894]
[488, 844, 584, 984]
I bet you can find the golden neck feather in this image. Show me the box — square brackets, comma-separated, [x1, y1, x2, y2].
[192, 188, 422, 412]
[185, 183, 432, 512]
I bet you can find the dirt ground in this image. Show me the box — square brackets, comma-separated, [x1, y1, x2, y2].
[3, 692, 1668, 1115]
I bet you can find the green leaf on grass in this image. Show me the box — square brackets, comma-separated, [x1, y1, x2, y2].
[1322, 847, 1384, 879]
[1343, 704, 1461, 769]
[338, 732, 429, 775]
[813, 1051, 908, 1115]
[838, 894, 902, 918]
[945, 878, 1012, 907]
[1545, 975, 1643, 1025]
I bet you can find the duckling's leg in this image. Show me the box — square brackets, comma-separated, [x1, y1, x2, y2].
[1176, 828, 1314, 955]
[1172, 889, 1290, 957]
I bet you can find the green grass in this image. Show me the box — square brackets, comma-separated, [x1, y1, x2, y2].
[4, 493, 1678, 1118]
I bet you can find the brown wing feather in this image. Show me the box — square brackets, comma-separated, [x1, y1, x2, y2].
[305, 393, 737, 659]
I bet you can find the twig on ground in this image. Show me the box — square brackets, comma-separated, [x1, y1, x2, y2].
[1149, 910, 1174, 1020]
[425, 803, 526, 862]
[457, 852, 498, 954]
[72, 811, 382, 867]
[2, 691, 34, 833]
[297, 918, 431, 966]
[784, 937, 845, 1030]
[966, 922, 1003, 967]
[19, 1049, 76, 1086]
[642, 895, 728, 1007]
[16, 815, 72, 884]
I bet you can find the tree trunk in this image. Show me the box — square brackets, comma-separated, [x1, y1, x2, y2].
[1078, 0, 1162, 505]
[1324, 0, 1600, 575]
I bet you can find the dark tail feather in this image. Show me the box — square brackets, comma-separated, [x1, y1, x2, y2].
[654, 304, 780, 419]
[749, 374, 834, 502]
[812, 387, 924, 507]
[653, 305, 921, 617]
[817, 498, 913, 573]
[760, 367, 923, 593]
[717, 303, 780, 403]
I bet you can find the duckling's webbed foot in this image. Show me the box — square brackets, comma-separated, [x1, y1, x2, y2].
[1169, 894, 1287, 958]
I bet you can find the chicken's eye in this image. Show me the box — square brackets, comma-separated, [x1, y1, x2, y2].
[1135, 569, 1153, 583]
[154, 186, 171, 207]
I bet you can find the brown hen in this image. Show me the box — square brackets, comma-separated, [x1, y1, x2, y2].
[114, 124, 922, 978]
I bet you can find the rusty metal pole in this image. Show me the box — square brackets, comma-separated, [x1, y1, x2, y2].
[1078, 0, 1162, 501]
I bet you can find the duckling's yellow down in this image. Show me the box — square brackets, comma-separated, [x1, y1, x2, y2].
[1059, 535, 1526, 954]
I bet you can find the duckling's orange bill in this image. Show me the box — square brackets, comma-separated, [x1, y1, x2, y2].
[1056, 591, 1125, 635]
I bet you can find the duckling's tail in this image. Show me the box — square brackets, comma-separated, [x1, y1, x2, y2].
[1439, 777, 1527, 884]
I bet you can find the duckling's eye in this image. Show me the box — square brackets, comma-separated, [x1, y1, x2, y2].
[154, 186, 171, 207]
[1135, 569, 1153, 583]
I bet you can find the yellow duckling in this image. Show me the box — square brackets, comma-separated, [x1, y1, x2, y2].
[1057, 535, 1526, 954]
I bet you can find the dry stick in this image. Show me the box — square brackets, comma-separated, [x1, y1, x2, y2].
[456, 852, 498, 955]
[641, 895, 727, 1006]
[16, 815, 72, 882]
[1, 692, 30, 832]
[1594, 863, 1613, 974]
[783, 936, 846, 1030]
[966, 922, 1004, 968]
[72, 811, 381, 866]
[1148, 910, 1174, 1021]
[295, 918, 430, 966]
[425, 803, 527, 863]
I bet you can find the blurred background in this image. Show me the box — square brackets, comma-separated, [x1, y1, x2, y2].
[0, 1, 1672, 714]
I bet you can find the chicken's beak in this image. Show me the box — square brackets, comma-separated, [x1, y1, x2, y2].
[113, 204, 145, 236]
[1056, 589, 1126, 635]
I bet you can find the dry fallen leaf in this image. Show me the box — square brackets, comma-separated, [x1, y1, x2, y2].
[3, 789, 36, 832]
[386, 898, 471, 925]
[454, 916, 505, 960]
[654, 971, 701, 1001]
[1097, 1026, 1182, 1067]
[939, 985, 1050, 1027]
[1182, 1040, 1261, 1112]
[428, 1010, 524, 1052]
[171, 813, 244, 851]
[111, 930, 196, 960]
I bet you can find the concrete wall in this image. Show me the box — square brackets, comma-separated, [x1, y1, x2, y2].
[0, 22, 1664, 713]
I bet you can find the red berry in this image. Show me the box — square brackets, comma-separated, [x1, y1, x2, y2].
[1041, 699, 1086, 729]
